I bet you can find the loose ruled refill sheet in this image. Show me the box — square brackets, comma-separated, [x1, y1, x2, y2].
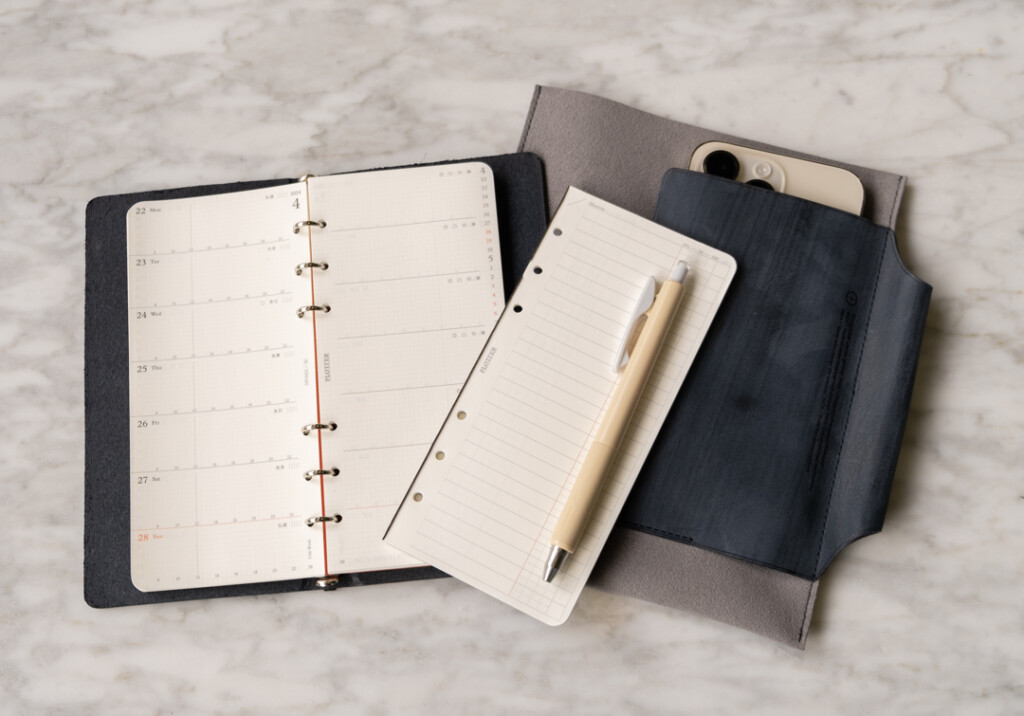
[385, 188, 736, 625]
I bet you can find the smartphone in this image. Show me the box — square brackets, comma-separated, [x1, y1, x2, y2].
[688, 141, 865, 215]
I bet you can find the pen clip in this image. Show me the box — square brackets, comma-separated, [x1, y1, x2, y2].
[613, 275, 656, 372]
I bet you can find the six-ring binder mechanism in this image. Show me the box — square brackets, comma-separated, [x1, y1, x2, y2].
[295, 174, 341, 590]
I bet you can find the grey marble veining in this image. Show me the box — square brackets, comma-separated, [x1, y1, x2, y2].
[1, 0, 1021, 713]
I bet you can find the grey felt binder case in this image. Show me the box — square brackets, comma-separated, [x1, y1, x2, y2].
[519, 86, 929, 647]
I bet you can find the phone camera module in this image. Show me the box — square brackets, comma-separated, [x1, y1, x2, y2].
[703, 150, 740, 180]
[745, 179, 775, 191]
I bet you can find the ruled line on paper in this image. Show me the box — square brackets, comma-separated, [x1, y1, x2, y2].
[128, 237, 291, 258]
[324, 216, 476, 234]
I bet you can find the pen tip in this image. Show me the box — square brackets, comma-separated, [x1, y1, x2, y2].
[544, 546, 569, 582]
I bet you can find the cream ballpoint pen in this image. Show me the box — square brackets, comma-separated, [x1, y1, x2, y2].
[544, 261, 690, 582]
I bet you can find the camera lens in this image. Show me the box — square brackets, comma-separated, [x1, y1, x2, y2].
[745, 179, 775, 191]
[703, 150, 740, 180]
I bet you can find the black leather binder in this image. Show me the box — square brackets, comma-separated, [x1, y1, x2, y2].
[84, 152, 548, 608]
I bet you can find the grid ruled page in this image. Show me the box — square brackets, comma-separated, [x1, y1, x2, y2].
[385, 187, 736, 625]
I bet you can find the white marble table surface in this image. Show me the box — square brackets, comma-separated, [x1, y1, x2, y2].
[1, 1, 1020, 713]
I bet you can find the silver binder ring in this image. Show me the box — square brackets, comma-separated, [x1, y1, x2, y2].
[296, 304, 330, 318]
[301, 422, 337, 436]
[306, 514, 342, 526]
[304, 468, 340, 481]
[295, 261, 329, 276]
[298, 174, 316, 182]
[293, 219, 327, 234]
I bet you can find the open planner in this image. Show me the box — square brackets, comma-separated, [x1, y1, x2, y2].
[126, 162, 502, 591]
[385, 188, 736, 625]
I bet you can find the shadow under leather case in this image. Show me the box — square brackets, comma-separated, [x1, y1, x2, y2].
[519, 86, 930, 646]
[84, 153, 548, 608]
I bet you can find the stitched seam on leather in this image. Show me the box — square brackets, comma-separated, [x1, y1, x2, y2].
[887, 176, 904, 228]
[806, 313, 844, 476]
[620, 520, 694, 543]
[518, 86, 542, 152]
[806, 309, 854, 486]
[812, 244, 887, 576]
[798, 581, 815, 642]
